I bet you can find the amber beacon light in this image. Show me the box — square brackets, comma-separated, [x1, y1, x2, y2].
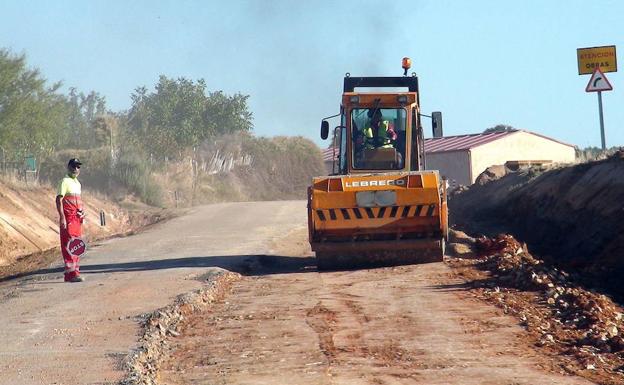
[402, 57, 412, 76]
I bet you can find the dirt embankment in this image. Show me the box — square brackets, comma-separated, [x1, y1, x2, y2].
[450, 150, 624, 298]
[0, 178, 167, 277]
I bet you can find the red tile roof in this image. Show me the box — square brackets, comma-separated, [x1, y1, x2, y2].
[424, 131, 516, 153]
[424, 130, 575, 153]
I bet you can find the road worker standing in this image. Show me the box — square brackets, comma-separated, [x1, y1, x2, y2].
[55, 158, 85, 282]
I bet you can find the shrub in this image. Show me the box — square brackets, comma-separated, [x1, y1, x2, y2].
[38, 147, 162, 206]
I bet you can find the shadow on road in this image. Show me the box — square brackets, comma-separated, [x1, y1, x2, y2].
[0, 254, 319, 282]
[84, 254, 319, 276]
[426, 282, 477, 292]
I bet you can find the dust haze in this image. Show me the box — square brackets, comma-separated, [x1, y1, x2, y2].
[233, 1, 411, 142]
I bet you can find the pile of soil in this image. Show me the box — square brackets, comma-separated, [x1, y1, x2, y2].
[474, 164, 508, 186]
[450, 150, 624, 298]
[447, 231, 624, 385]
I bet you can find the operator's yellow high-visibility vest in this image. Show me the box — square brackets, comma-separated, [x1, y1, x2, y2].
[57, 174, 82, 220]
[363, 120, 393, 149]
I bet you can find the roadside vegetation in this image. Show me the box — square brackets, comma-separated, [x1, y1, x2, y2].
[575, 146, 622, 163]
[0, 48, 323, 206]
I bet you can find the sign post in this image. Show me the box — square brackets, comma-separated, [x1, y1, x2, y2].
[578, 46, 616, 150]
[584, 68, 613, 150]
[597, 92, 605, 150]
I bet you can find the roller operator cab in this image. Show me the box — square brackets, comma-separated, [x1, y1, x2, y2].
[310, 59, 448, 270]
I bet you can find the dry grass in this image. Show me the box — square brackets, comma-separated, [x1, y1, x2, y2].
[575, 147, 622, 164]
[31, 133, 324, 208]
[152, 132, 324, 206]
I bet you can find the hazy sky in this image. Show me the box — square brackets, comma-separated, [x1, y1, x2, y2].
[1, 0, 622, 148]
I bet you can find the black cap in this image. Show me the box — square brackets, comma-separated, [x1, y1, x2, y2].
[367, 108, 382, 118]
[68, 158, 82, 167]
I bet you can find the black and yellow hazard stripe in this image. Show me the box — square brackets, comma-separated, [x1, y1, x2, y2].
[315, 204, 437, 222]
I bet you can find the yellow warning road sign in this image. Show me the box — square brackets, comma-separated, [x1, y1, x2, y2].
[577, 45, 617, 75]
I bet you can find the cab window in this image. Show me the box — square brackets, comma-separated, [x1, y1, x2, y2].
[351, 108, 406, 170]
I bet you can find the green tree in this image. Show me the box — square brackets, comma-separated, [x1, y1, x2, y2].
[93, 114, 119, 150]
[204, 90, 253, 136]
[0, 49, 71, 161]
[66, 88, 108, 148]
[127, 76, 253, 158]
[483, 124, 516, 134]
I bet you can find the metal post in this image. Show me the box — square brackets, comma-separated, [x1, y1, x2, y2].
[110, 128, 114, 160]
[598, 91, 606, 151]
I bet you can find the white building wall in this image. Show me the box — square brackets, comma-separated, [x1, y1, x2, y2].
[426, 151, 472, 188]
[470, 131, 576, 183]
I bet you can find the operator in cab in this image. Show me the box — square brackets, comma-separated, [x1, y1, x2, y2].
[353, 108, 403, 169]
[362, 109, 397, 149]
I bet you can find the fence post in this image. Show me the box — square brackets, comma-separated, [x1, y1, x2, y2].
[0, 146, 4, 174]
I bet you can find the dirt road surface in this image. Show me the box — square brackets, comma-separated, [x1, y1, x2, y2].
[0, 201, 596, 384]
